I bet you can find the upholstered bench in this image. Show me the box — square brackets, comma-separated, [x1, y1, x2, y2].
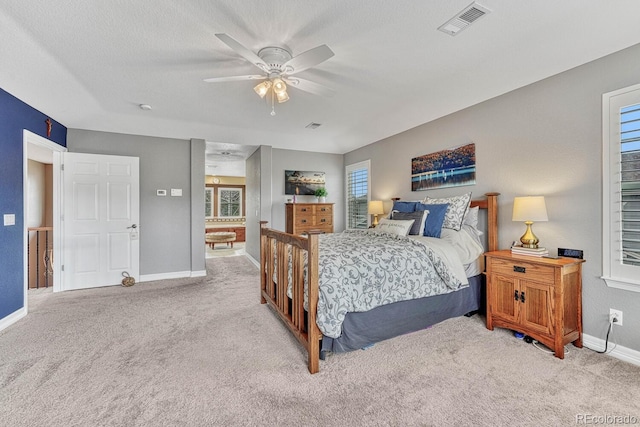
[205, 231, 237, 249]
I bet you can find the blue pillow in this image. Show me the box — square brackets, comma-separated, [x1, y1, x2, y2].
[391, 201, 418, 213]
[416, 203, 449, 238]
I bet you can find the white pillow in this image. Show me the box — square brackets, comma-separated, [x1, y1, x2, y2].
[463, 206, 479, 228]
[376, 218, 415, 236]
[423, 192, 472, 231]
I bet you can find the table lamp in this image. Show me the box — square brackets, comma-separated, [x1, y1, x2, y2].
[368, 200, 385, 226]
[512, 196, 548, 248]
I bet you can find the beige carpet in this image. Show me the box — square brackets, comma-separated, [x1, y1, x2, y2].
[1, 256, 639, 426]
[206, 242, 246, 259]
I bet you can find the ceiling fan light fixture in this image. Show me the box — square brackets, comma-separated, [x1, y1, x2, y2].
[276, 90, 289, 103]
[272, 78, 287, 95]
[253, 81, 272, 98]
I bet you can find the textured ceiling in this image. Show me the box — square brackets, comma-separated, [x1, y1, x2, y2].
[3, 1, 640, 161]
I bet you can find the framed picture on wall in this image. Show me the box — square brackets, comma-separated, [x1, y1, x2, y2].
[411, 143, 476, 191]
[285, 170, 326, 195]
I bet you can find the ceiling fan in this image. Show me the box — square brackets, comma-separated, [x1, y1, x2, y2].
[204, 33, 335, 115]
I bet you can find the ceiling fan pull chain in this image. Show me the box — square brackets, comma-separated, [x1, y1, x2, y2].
[271, 89, 276, 116]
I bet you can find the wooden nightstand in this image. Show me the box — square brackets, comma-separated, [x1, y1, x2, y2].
[484, 250, 585, 359]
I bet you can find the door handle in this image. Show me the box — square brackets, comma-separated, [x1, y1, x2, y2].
[127, 224, 137, 229]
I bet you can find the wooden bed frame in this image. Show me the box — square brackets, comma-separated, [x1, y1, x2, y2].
[260, 192, 499, 373]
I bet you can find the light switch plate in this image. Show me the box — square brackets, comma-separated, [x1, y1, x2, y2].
[157, 189, 167, 196]
[171, 188, 182, 197]
[4, 214, 15, 226]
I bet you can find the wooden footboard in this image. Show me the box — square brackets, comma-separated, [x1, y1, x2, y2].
[259, 192, 499, 374]
[259, 222, 322, 373]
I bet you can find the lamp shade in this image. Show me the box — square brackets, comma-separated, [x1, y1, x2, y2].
[253, 81, 271, 98]
[512, 196, 548, 222]
[368, 200, 385, 215]
[272, 78, 287, 94]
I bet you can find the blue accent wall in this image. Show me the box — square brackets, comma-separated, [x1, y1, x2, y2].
[0, 88, 66, 320]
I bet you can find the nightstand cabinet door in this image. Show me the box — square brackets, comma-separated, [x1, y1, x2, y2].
[519, 279, 554, 337]
[489, 274, 518, 323]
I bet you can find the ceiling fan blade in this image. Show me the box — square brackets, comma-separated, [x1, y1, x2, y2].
[283, 45, 334, 75]
[284, 77, 335, 97]
[215, 33, 268, 72]
[204, 75, 266, 83]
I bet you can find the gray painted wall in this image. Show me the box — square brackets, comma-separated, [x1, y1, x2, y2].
[190, 139, 206, 273]
[67, 129, 204, 277]
[271, 148, 345, 232]
[344, 43, 640, 352]
[246, 145, 272, 262]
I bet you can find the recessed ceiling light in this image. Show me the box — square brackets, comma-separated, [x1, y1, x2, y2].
[139, 104, 152, 110]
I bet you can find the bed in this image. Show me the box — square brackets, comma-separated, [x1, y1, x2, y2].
[259, 192, 499, 373]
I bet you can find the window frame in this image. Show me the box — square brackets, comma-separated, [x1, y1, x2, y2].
[602, 82, 640, 292]
[217, 187, 243, 218]
[345, 160, 371, 230]
[205, 187, 214, 219]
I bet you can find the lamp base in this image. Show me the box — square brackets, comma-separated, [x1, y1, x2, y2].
[372, 214, 379, 227]
[519, 221, 540, 249]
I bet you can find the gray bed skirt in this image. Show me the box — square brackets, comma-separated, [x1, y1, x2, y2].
[321, 274, 484, 353]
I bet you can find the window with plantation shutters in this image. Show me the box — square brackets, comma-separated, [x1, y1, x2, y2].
[346, 160, 370, 229]
[620, 104, 640, 267]
[603, 84, 640, 291]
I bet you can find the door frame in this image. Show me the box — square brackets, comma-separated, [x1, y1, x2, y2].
[23, 130, 67, 302]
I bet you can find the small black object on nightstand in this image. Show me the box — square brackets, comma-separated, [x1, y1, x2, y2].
[558, 248, 584, 259]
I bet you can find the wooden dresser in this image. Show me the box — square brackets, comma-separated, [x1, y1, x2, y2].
[485, 250, 585, 359]
[285, 203, 334, 235]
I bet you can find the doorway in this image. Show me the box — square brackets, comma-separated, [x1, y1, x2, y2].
[23, 130, 66, 303]
[205, 142, 255, 259]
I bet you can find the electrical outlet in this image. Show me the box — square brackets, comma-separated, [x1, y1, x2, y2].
[609, 309, 623, 326]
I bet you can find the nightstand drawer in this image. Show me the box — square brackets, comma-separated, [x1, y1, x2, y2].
[491, 258, 555, 283]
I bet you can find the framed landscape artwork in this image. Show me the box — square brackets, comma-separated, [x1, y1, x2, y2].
[411, 143, 476, 191]
[285, 170, 326, 195]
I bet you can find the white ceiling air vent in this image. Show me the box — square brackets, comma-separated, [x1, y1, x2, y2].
[438, 2, 491, 36]
[305, 122, 322, 129]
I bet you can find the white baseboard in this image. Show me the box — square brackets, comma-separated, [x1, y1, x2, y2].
[583, 333, 640, 367]
[245, 253, 260, 269]
[191, 270, 207, 278]
[139, 271, 193, 282]
[0, 307, 27, 333]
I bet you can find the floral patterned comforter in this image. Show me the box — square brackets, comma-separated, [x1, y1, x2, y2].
[313, 230, 467, 338]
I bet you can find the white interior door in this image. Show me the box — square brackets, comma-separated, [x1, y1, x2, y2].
[62, 152, 139, 291]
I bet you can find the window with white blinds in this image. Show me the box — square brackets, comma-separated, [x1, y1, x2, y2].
[345, 160, 370, 229]
[603, 83, 640, 291]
